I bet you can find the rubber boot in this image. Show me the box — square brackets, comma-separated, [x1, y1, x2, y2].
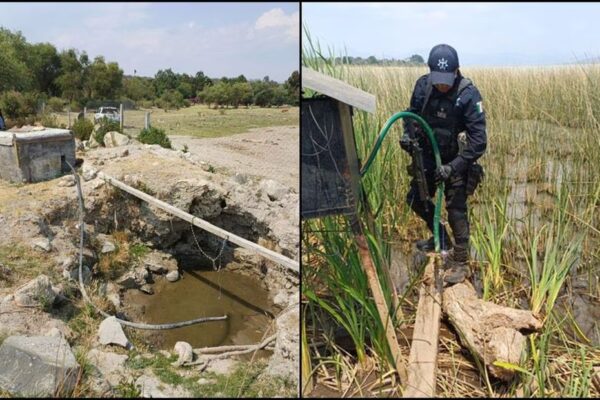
[415, 236, 453, 252]
[443, 245, 470, 284]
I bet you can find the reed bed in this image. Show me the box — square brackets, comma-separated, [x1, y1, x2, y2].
[302, 30, 600, 397]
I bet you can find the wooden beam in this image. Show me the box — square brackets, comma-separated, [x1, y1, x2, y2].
[349, 214, 407, 383]
[97, 172, 299, 274]
[403, 254, 442, 397]
[302, 67, 376, 113]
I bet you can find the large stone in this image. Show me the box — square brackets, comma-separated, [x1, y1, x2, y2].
[0, 335, 80, 397]
[82, 165, 98, 181]
[88, 134, 100, 149]
[98, 316, 131, 348]
[173, 341, 193, 367]
[57, 175, 76, 187]
[103, 131, 130, 148]
[13, 275, 57, 308]
[87, 349, 128, 387]
[204, 358, 237, 376]
[101, 241, 116, 254]
[259, 179, 288, 202]
[166, 270, 179, 282]
[143, 251, 178, 275]
[266, 307, 299, 383]
[63, 264, 92, 284]
[32, 238, 52, 252]
[135, 371, 192, 398]
[116, 267, 149, 289]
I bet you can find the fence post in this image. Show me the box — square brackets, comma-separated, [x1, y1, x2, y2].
[120, 103, 124, 131]
[68, 106, 71, 129]
[145, 112, 150, 129]
[83, 107, 86, 119]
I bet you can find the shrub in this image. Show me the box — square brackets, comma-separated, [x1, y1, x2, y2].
[39, 113, 60, 128]
[94, 118, 121, 146]
[157, 89, 185, 111]
[71, 118, 94, 140]
[0, 91, 38, 119]
[138, 126, 172, 149]
[47, 97, 65, 112]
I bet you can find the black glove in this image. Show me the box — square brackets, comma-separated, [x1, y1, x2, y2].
[399, 134, 411, 153]
[434, 164, 453, 185]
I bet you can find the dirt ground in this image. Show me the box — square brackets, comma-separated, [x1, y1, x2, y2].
[0, 125, 300, 397]
[170, 125, 299, 191]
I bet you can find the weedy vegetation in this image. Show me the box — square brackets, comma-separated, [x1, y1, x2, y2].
[302, 27, 600, 397]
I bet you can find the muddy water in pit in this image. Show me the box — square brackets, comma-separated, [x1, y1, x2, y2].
[123, 268, 276, 351]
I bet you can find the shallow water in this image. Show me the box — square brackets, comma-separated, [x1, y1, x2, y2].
[123, 268, 275, 350]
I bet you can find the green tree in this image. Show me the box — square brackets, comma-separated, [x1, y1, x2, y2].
[285, 70, 299, 105]
[85, 56, 123, 99]
[55, 49, 84, 102]
[24, 43, 61, 95]
[154, 69, 178, 97]
[408, 54, 425, 64]
[123, 76, 155, 101]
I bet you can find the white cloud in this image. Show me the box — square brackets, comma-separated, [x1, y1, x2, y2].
[255, 8, 299, 42]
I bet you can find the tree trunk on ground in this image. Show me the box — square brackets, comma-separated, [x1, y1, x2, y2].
[442, 281, 543, 381]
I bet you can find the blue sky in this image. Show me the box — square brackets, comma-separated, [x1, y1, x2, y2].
[302, 3, 600, 66]
[0, 2, 299, 82]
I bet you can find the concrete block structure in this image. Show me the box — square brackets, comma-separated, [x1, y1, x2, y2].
[0, 128, 76, 183]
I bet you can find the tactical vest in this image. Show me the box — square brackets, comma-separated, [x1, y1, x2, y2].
[420, 75, 472, 162]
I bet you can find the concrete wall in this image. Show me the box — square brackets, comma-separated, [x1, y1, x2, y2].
[16, 139, 76, 183]
[0, 145, 25, 182]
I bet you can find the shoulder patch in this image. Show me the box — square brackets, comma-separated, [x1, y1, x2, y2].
[475, 101, 483, 114]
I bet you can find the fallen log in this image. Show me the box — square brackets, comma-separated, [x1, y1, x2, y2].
[442, 281, 543, 381]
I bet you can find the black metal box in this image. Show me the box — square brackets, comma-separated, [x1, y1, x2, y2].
[301, 97, 360, 219]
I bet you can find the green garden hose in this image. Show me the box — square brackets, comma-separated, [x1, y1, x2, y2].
[359, 111, 444, 253]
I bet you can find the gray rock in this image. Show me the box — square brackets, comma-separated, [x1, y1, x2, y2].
[45, 327, 63, 339]
[204, 358, 237, 376]
[197, 377, 215, 385]
[0, 335, 80, 397]
[166, 270, 179, 282]
[143, 251, 178, 275]
[105, 282, 121, 308]
[101, 241, 116, 254]
[33, 238, 52, 252]
[57, 175, 76, 187]
[98, 316, 130, 348]
[42, 320, 75, 342]
[259, 179, 288, 202]
[116, 267, 149, 289]
[88, 134, 100, 149]
[87, 349, 128, 387]
[82, 165, 98, 181]
[63, 264, 92, 284]
[266, 307, 299, 383]
[13, 275, 56, 308]
[139, 284, 154, 295]
[135, 372, 192, 398]
[173, 341, 193, 366]
[103, 131, 130, 148]
[273, 290, 289, 308]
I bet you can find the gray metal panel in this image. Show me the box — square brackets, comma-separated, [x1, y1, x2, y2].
[302, 67, 376, 114]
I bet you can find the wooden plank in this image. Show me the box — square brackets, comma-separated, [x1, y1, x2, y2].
[350, 217, 407, 383]
[97, 172, 299, 274]
[403, 254, 442, 397]
[302, 67, 376, 113]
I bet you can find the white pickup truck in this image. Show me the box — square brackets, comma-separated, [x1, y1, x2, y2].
[94, 106, 120, 124]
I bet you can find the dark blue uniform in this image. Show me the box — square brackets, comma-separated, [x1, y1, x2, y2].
[403, 72, 487, 252]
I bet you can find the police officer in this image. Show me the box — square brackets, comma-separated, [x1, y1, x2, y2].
[400, 44, 487, 284]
